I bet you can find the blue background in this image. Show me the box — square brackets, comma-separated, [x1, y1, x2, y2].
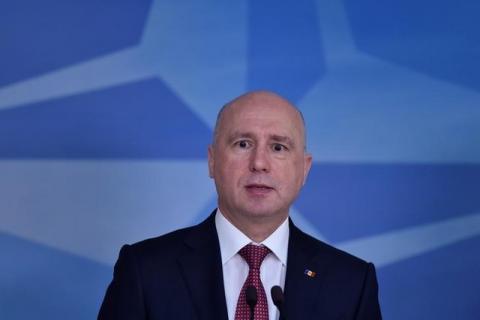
[1, 0, 479, 319]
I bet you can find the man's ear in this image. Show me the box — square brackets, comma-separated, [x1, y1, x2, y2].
[207, 145, 215, 178]
[302, 152, 313, 185]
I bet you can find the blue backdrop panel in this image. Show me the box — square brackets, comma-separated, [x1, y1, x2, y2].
[248, 0, 325, 102]
[296, 164, 480, 242]
[0, 0, 151, 87]
[0, 232, 110, 319]
[345, 0, 480, 91]
[380, 237, 480, 320]
[0, 79, 211, 159]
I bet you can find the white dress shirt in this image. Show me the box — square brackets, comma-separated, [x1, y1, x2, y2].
[215, 209, 289, 320]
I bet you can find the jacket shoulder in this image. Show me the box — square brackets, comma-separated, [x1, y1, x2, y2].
[128, 224, 197, 257]
[123, 213, 217, 262]
[291, 224, 373, 273]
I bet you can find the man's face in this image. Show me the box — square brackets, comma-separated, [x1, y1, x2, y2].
[208, 93, 312, 225]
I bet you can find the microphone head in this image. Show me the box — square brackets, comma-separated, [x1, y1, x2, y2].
[246, 285, 258, 307]
[271, 285, 285, 307]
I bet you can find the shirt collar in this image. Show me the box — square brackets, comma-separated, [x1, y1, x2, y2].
[215, 209, 289, 266]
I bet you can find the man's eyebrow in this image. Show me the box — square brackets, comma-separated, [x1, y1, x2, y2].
[226, 131, 255, 144]
[270, 134, 295, 147]
[225, 132, 296, 147]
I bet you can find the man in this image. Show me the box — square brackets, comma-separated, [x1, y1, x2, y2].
[98, 91, 382, 319]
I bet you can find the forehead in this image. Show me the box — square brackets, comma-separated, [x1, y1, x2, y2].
[217, 94, 304, 141]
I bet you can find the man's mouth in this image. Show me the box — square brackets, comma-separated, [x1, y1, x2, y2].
[245, 184, 274, 195]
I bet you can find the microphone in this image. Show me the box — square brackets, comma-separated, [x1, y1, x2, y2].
[271, 285, 287, 320]
[246, 285, 257, 320]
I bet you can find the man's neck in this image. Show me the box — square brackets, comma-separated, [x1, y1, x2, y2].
[218, 207, 288, 243]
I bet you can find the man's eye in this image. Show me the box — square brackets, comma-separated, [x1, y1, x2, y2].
[236, 140, 250, 148]
[272, 143, 287, 152]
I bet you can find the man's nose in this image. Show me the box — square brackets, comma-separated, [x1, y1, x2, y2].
[250, 146, 270, 172]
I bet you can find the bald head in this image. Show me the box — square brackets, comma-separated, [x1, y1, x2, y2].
[213, 91, 307, 150]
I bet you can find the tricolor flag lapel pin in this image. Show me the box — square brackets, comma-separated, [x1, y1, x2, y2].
[304, 269, 316, 278]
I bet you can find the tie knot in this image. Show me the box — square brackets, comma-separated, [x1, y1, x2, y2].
[238, 244, 271, 269]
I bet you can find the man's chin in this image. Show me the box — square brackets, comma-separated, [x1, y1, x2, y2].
[239, 205, 287, 221]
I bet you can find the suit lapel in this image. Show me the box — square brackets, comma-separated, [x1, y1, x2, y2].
[284, 221, 330, 320]
[177, 213, 229, 320]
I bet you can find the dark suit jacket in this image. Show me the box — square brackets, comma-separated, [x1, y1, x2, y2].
[98, 212, 382, 319]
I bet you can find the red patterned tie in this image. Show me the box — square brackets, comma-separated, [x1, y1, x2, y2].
[235, 244, 271, 320]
